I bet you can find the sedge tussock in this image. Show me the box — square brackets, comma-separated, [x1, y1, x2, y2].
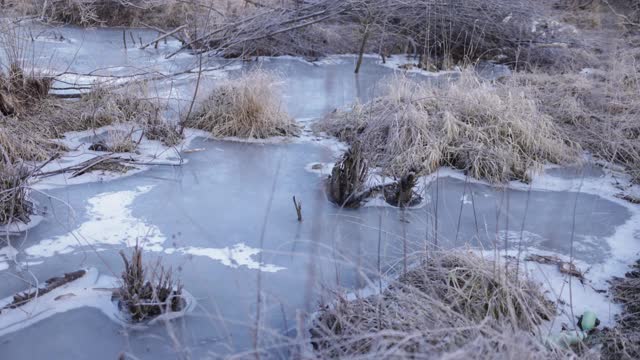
[310, 250, 572, 359]
[316, 72, 579, 183]
[185, 69, 299, 139]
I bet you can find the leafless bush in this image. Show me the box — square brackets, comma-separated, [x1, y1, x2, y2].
[118, 242, 183, 322]
[167, 0, 588, 72]
[7, 0, 192, 27]
[316, 73, 579, 183]
[310, 250, 568, 359]
[184, 69, 299, 138]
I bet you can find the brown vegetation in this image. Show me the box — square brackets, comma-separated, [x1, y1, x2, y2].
[193, 0, 588, 71]
[310, 250, 567, 359]
[513, 55, 640, 181]
[317, 73, 579, 183]
[118, 243, 183, 322]
[2, 0, 587, 72]
[184, 69, 298, 138]
[326, 141, 368, 208]
[585, 260, 640, 359]
[1, 270, 86, 310]
[0, 162, 33, 225]
[3, 0, 192, 27]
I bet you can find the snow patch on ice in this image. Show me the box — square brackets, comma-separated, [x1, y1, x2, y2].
[25, 186, 163, 258]
[164, 243, 285, 273]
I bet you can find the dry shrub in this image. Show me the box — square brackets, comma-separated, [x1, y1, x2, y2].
[118, 243, 183, 322]
[0, 64, 52, 117]
[185, 69, 299, 139]
[143, 117, 182, 147]
[10, 0, 193, 27]
[316, 73, 579, 183]
[513, 56, 640, 181]
[0, 70, 175, 162]
[186, 0, 589, 72]
[310, 250, 566, 359]
[0, 162, 33, 225]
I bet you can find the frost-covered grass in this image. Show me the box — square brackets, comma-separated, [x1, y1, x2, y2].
[316, 72, 579, 183]
[590, 260, 640, 359]
[514, 56, 640, 183]
[310, 250, 573, 359]
[0, 162, 32, 226]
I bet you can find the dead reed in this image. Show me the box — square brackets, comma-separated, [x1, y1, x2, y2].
[118, 243, 183, 322]
[310, 250, 567, 359]
[586, 260, 640, 359]
[513, 56, 640, 181]
[316, 73, 579, 183]
[0, 162, 33, 225]
[185, 69, 299, 139]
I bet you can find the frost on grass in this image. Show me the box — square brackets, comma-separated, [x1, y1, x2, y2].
[0, 162, 33, 226]
[310, 250, 571, 359]
[1, 70, 180, 162]
[185, 69, 299, 139]
[587, 260, 640, 359]
[316, 73, 580, 183]
[513, 56, 640, 183]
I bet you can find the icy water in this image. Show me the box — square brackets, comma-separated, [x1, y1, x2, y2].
[1, 26, 639, 359]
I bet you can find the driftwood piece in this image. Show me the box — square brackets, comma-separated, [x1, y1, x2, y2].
[525, 254, 584, 280]
[2, 270, 86, 310]
[140, 25, 186, 49]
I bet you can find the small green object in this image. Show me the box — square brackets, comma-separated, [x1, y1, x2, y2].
[578, 310, 599, 331]
[546, 331, 586, 349]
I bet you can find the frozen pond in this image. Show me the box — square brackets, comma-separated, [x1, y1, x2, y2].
[1, 26, 639, 359]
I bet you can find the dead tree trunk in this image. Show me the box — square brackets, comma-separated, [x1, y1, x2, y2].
[354, 23, 371, 74]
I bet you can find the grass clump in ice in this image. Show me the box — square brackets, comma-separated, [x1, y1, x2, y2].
[0, 63, 52, 117]
[310, 250, 566, 359]
[326, 141, 368, 208]
[513, 56, 640, 182]
[0, 162, 32, 225]
[184, 69, 299, 139]
[118, 243, 183, 322]
[316, 72, 580, 183]
[1, 69, 178, 161]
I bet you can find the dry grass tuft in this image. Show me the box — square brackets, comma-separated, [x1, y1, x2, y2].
[310, 250, 566, 359]
[513, 56, 640, 181]
[185, 69, 299, 139]
[4, 0, 192, 28]
[316, 73, 579, 183]
[585, 260, 640, 359]
[143, 117, 183, 147]
[118, 242, 183, 322]
[0, 64, 52, 117]
[0, 162, 33, 225]
[0, 71, 175, 162]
